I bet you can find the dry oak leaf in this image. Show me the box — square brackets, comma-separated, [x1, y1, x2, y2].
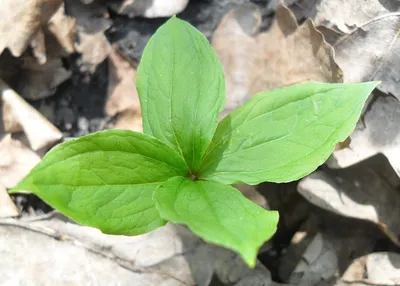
[0, 0, 63, 57]
[1, 79, 62, 151]
[0, 134, 40, 189]
[298, 154, 400, 245]
[212, 3, 342, 115]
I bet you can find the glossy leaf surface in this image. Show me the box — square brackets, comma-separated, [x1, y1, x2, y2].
[199, 82, 379, 184]
[137, 17, 226, 171]
[153, 176, 279, 267]
[11, 130, 188, 235]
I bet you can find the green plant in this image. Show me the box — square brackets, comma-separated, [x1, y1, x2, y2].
[10, 16, 378, 267]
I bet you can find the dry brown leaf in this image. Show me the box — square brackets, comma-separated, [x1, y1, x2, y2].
[287, 0, 400, 34]
[212, 3, 343, 115]
[47, 4, 76, 54]
[279, 212, 379, 285]
[327, 96, 400, 176]
[0, 184, 19, 218]
[0, 134, 40, 189]
[106, 49, 142, 132]
[298, 154, 400, 245]
[1, 79, 62, 151]
[30, 29, 47, 64]
[0, 0, 63, 57]
[76, 32, 111, 71]
[341, 252, 400, 285]
[109, 0, 189, 18]
[106, 50, 140, 116]
[114, 110, 143, 133]
[333, 16, 400, 101]
[65, 0, 111, 34]
[8, 56, 71, 101]
[287, 0, 400, 101]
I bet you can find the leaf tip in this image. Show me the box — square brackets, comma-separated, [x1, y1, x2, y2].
[9, 179, 34, 195]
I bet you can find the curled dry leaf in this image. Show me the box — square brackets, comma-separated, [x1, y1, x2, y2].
[109, 0, 189, 18]
[106, 49, 142, 132]
[341, 252, 400, 285]
[47, 4, 76, 54]
[1, 79, 62, 151]
[0, 134, 40, 189]
[0, 184, 19, 218]
[7, 57, 71, 101]
[0, 0, 63, 57]
[327, 96, 400, 176]
[298, 154, 400, 245]
[212, 3, 343, 115]
[234, 184, 269, 209]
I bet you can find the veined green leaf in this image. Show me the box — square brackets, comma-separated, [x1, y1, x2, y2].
[153, 176, 279, 267]
[199, 82, 379, 185]
[136, 17, 226, 171]
[10, 130, 188, 235]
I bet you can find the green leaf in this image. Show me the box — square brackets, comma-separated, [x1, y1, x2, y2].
[10, 130, 188, 236]
[153, 176, 279, 267]
[136, 16, 226, 171]
[199, 81, 379, 185]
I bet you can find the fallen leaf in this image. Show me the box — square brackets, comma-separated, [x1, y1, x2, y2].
[106, 49, 142, 132]
[0, 219, 283, 286]
[0, 134, 40, 189]
[327, 96, 400, 176]
[109, 0, 189, 18]
[212, 3, 343, 115]
[65, 0, 111, 34]
[47, 4, 76, 54]
[75, 32, 111, 71]
[287, 0, 400, 101]
[30, 29, 47, 64]
[0, 0, 63, 57]
[106, 50, 140, 116]
[298, 154, 400, 245]
[1, 79, 62, 151]
[7, 56, 71, 101]
[279, 211, 380, 285]
[234, 184, 269, 209]
[341, 252, 400, 285]
[113, 110, 143, 133]
[286, 0, 400, 34]
[0, 184, 19, 218]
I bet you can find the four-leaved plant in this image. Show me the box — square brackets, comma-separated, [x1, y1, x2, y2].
[10, 16, 378, 267]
